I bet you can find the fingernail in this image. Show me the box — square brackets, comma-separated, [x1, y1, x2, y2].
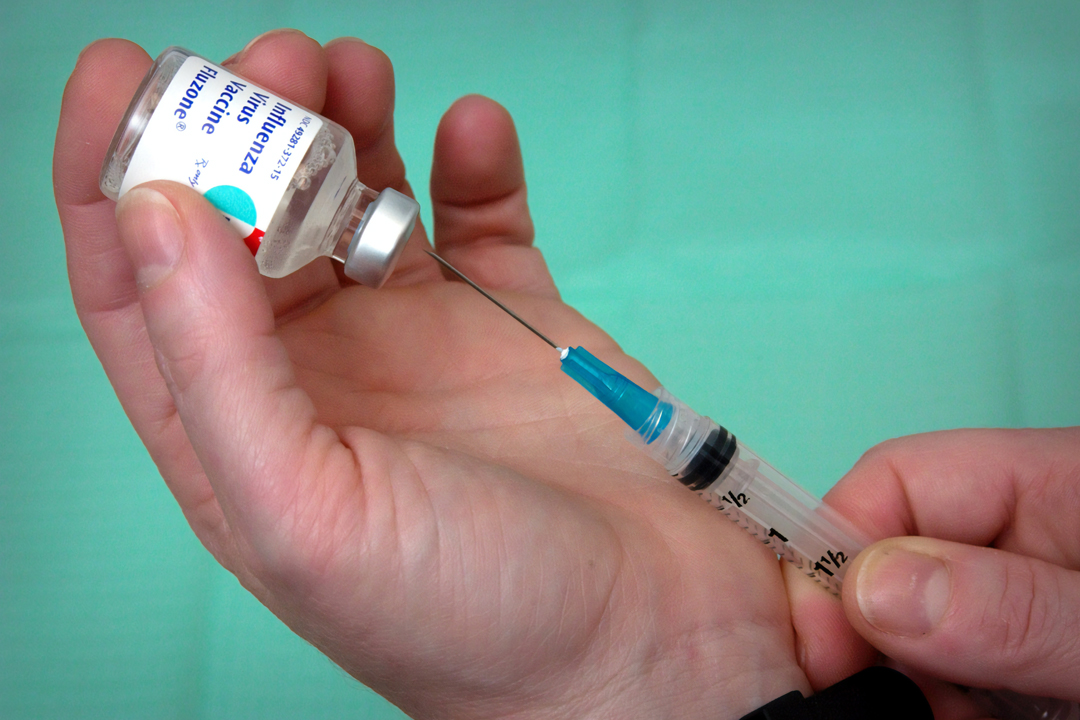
[856, 546, 951, 637]
[116, 187, 184, 290]
[325, 36, 369, 51]
[223, 28, 306, 65]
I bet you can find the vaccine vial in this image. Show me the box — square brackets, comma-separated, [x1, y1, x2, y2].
[100, 46, 419, 287]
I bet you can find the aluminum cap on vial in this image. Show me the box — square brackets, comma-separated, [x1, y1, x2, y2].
[343, 188, 420, 288]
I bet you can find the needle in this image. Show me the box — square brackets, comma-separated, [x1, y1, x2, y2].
[426, 250, 560, 350]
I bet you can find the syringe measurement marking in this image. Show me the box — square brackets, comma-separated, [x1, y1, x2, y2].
[709, 490, 846, 595]
[720, 490, 749, 508]
[767, 528, 789, 542]
[813, 551, 850, 578]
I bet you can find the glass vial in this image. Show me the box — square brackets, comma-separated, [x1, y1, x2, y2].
[100, 46, 419, 287]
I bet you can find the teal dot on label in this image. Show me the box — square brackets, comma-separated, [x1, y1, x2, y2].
[205, 185, 257, 226]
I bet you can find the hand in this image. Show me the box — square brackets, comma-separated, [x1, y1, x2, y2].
[55, 31, 817, 719]
[825, 429, 1080, 714]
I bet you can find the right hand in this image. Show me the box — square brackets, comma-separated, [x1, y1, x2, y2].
[829, 429, 1080, 710]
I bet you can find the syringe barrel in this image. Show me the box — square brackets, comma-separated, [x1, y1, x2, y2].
[632, 388, 871, 595]
[702, 440, 871, 595]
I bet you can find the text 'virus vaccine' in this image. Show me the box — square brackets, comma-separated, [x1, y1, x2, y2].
[100, 47, 419, 287]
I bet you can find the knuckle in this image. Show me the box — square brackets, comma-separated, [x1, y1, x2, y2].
[154, 337, 209, 400]
[851, 436, 912, 478]
[152, 317, 227, 400]
[990, 560, 1062, 673]
[241, 451, 360, 598]
[238, 511, 327, 598]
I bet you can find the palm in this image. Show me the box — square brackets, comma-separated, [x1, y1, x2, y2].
[56, 32, 824, 720]
[269, 274, 803, 716]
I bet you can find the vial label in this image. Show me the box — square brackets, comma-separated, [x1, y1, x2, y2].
[119, 55, 324, 255]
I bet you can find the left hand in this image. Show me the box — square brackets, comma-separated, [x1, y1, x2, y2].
[54, 30, 860, 720]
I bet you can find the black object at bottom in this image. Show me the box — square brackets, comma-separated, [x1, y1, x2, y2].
[738, 667, 933, 720]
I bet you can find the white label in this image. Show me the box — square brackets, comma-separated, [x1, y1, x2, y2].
[120, 55, 323, 255]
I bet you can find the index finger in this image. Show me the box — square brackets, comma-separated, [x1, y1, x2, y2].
[322, 38, 437, 285]
[824, 428, 1080, 568]
[55, 39, 150, 320]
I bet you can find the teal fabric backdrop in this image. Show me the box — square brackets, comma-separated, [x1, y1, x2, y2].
[2, 2, 1078, 718]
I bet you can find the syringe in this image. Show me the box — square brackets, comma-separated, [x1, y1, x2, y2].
[428, 251, 1080, 720]
[560, 345, 866, 596]
[559, 345, 1079, 720]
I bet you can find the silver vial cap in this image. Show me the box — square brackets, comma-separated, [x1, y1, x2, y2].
[343, 188, 420, 288]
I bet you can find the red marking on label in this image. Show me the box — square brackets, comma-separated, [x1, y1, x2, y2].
[244, 228, 264, 255]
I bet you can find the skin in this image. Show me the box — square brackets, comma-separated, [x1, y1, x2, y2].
[56, 31, 818, 720]
[54, 29, 1079, 720]
[831, 429, 1080, 708]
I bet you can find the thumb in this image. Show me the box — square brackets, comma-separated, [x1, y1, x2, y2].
[843, 536, 1080, 701]
[115, 181, 347, 578]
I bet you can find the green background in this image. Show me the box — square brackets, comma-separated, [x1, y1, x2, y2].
[2, 1, 1078, 717]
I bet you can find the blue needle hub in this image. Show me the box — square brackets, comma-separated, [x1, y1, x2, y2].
[559, 346, 672, 444]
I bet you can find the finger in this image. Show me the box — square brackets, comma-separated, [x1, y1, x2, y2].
[781, 562, 879, 690]
[322, 37, 436, 285]
[56, 39, 148, 318]
[55, 40, 235, 562]
[824, 428, 1080, 568]
[431, 95, 533, 249]
[223, 29, 328, 112]
[114, 180, 356, 582]
[844, 536, 1080, 700]
[322, 38, 404, 198]
[221, 29, 346, 316]
[431, 95, 555, 297]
